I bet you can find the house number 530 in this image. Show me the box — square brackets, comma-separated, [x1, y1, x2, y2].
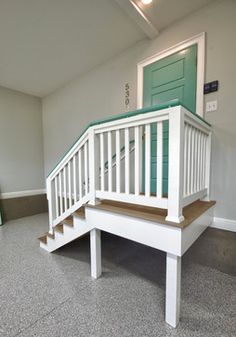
[125, 83, 130, 110]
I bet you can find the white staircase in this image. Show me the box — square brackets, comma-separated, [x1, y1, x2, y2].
[40, 102, 212, 253]
[39, 207, 90, 252]
[38, 102, 214, 328]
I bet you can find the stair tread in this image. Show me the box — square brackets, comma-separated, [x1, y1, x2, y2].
[74, 208, 85, 219]
[55, 224, 64, 233]
[38, 235, 47, 244]
[63, 219, 73, 226]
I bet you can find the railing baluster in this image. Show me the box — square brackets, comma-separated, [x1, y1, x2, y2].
[194, 129, 198, 193]
[59, 171, 63, 215]
[191, 127, 195, 194]
[187, 125, 191, 196]
[73, 155, 77, 203]
[78, 149, 82, 199]
[84, 142, 88, 195]
[100, 133, 105, 191]
[145, 124, 151, 197]
[54, 176, 59, 218]
[134, 126, 140, 196]
[63, 166, 67, 211]
[199, 133, 203, 190]
[125, 128, 130, 194]
[108, 131, 112, 192]
[116, 130, 121, 193]
[202, 134, 205, 190]
[156, 122, 163, 198]
[197, 131, 201, 192]
[68, 160, 72, 207]
[202, 135, 207, 188]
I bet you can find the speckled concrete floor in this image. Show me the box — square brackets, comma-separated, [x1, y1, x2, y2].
[0, 213, 235, 337]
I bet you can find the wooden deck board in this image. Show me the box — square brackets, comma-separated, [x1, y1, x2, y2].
[87, 199, 216, 229]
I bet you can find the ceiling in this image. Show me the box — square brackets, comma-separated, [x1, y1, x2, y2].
[135, 0, 216, 31]
[0, 0, 216, 97]
[0, 0, 145, 97]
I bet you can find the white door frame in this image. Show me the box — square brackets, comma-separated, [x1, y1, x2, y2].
[137, 32, 205, 117]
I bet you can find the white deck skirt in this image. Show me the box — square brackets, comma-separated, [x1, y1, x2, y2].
[85, 204, 214, 257]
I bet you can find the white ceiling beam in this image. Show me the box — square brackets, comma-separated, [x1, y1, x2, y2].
[114, 0, 159, 39]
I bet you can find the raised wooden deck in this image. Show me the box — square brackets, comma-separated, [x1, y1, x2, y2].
[88, 199, 216, 229]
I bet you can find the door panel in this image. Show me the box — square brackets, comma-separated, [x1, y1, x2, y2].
[151, 59, 184, 88]
[143, 45, 197, 195]
[152, 86, 184, 106]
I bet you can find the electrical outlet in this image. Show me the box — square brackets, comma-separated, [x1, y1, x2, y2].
[206, 100, 218, 112]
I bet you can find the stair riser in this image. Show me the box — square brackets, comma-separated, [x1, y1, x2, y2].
[40, 218, 93, 252]
[44, 227, 91, 251]
[73, 217, 87, 228]
[40, 241, 54, 252]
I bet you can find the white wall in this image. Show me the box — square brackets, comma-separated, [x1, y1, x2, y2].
[42, 0, 236, 220]
[0, 86, 44, 194]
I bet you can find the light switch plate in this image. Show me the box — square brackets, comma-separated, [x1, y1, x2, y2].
[206, 100, 218, 112]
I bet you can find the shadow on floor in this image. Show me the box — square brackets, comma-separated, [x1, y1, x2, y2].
[53, 227, 236, 288]
[53, 232, 166, 287]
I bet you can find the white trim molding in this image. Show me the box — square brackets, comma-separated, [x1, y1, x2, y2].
[114, 0, 159, 39]
[137, 32, 205, 117]
[0, 189, 46, 200]
[211, 217, 236, 233]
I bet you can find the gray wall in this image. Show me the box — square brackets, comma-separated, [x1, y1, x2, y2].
[0, 86, 44, 193]
[42, 0, 236, 221]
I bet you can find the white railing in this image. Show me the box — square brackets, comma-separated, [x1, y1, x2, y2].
[166, 107, 211, 222]
[183, 111, 211, 206]
[94, 108, 169, 209]
[46, 105, 212, 232]
[47, 132, 91, 232]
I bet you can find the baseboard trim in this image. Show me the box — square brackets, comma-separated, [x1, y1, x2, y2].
[0, 189, 46, 200]
[211, 217, 236, 233]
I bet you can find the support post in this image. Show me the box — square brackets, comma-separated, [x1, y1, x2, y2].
[165, 253, 181, 328]
[90, 229, 102, 279]
[166, 107, 185, 223]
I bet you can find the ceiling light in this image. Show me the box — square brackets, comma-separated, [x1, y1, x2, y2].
[141, 0, 153, 5]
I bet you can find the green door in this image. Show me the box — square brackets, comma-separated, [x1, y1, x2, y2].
[143, 45, 197, 195]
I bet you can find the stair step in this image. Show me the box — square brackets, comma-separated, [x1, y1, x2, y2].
[74, 207, 85, 219]
[47, 232, 55, 239]
[38, 235, 47, 244]
[55, 224, 64, 233]
[63, 219, 73, 227]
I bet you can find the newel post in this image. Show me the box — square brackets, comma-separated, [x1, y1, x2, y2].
[88, 128, 99, 205]
[166, 107, 185, 223]
[46, 178, 54, 234]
